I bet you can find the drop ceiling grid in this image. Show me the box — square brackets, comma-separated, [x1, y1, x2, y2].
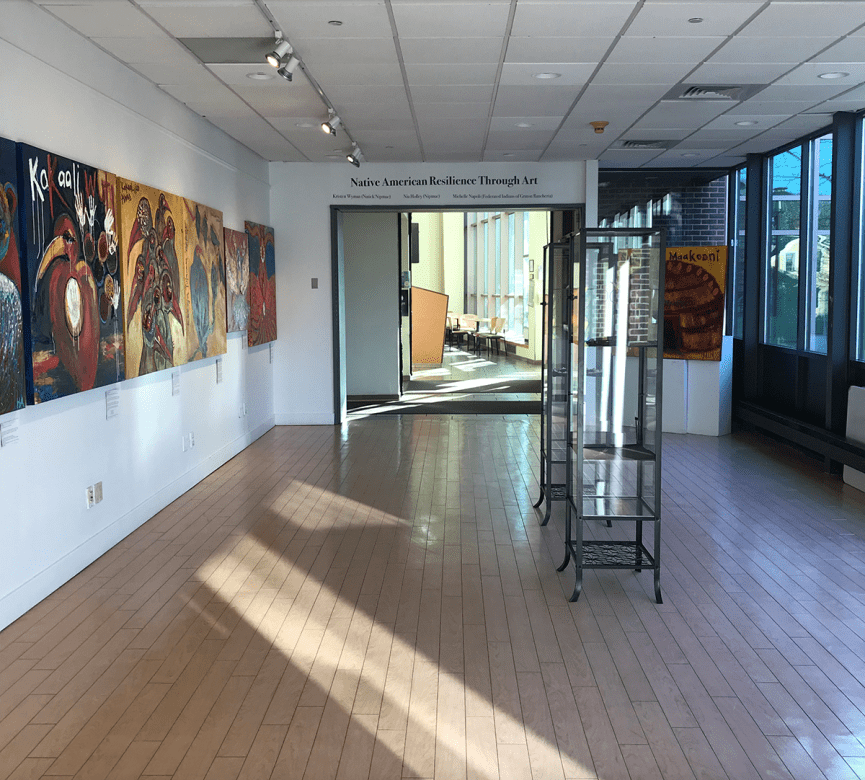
[28, 0, 865, 166]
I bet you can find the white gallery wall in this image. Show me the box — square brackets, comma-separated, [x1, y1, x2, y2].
[0, 2, 274, 629]
[269, 160, 594, 425]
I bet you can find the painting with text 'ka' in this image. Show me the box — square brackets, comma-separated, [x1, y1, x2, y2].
[0, 137, 26, 414]
[17, 144, 124, 403]
[244, 220, 277, 347]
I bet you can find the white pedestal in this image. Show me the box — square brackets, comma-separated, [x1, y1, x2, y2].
[843, 386, 865, 493]
[661, 336, 733, 437]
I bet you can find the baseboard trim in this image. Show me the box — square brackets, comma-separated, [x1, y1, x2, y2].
[275, 412, 336, 425]
[0, 417, 275, 631]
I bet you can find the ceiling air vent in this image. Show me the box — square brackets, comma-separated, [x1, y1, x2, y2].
[664, 84, 767, 102]
[619, 140, 675, 150]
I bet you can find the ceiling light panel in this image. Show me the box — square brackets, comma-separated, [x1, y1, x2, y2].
[42, 2, 164, 37]
[511, 3, 637, 38]
[505, 36, 611, 64]
[136, 2, 271, 37]
[391, 2, 511, 38]
[626, 3, 762, 37]
[266, 2, 393, 40]
[608, 36, 725, 64]
[499, 63, 595, 87]
[738, 2, 865, 37]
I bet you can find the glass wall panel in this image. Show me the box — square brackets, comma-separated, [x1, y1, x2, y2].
[806, 134, 832, 353]
[731, 167, 747, 339]
[765, 147, 802, 349]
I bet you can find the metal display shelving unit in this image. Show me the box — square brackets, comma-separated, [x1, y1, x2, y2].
[534, 241, 572, 525]
[558, 228, 665, 602]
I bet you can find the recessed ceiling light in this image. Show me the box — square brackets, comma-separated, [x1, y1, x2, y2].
[735, 120, 757, 126]
[247, 72, 273, 80]
[818, 71, 849, 80]
[516, 122, 533, 128]
[688, 17, 703, 23]
[533, 72, 561, 80]
[328, 20, 343, 26]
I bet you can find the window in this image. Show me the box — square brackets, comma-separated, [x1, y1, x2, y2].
[465, 211, 532, 336]
[806, 135, 831, 353]
[765, 147, 802, 349]
[730, 167, 747, 339]
[763, 134, 833, 353]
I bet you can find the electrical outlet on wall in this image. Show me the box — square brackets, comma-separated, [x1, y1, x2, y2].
[189, 431, 195, 448]
[85, 485, 95, 509]
[94, 482, 103, 503]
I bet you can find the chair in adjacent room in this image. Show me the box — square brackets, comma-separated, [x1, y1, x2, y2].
[475, 316, 507, 356]
[452, 315, 479, 351]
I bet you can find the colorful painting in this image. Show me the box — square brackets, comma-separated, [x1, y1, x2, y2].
[0, 138, 26, 414]
[183, 201, 226, 360]
[117, 179, 187, 378]
[244, 220, 277, 347]
[664, 246, 727, 361]
[224, 227, 249, 333]
[17, 144, 124, 403]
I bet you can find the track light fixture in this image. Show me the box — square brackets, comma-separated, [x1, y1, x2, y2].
[346, 144, 361, 167]
[277, 55, 300, 81]
[321, 114, 341, 136]
[266, 38, 292, 68]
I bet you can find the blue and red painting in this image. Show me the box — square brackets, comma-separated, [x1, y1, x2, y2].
[17, 144, 124, 403]
[0, 137, 26, 414]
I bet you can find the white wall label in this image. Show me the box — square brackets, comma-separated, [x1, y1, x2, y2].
[171, 371, 180, 396]
[105, 388, 120, 420]
[216, 357, 223, 384]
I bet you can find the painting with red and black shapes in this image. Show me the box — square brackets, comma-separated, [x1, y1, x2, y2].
[16, 144, 124, 403]
[0, 137, 26, 415]
[244, 220, 277, 347]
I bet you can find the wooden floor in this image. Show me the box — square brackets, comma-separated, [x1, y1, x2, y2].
[3, 416, 865, 780]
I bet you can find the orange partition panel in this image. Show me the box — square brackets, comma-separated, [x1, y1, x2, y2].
[411, 286, 449, 364]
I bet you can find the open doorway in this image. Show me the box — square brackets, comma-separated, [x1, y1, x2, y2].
[335, 206, 581, 420]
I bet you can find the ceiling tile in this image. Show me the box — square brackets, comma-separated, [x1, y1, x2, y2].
[774, 62, 865, 87]
[424, 150, 484, 162]
[493, 85, 577, 116]
[709, 36, 838, 64]
[483, 150, 544, 162]
[235, 85, 325, 116]
[414, 103, 490, 119]
[400, 37, 502, 63]
[132, 62, 218, 86]
[511, 3, 637, 38]
[599, 149, 665, 166]
[325, 84, 412, 106]
[632, 99, 733, 129]
[675, 135, 753, 149]
[42, 2, 164, 37]
[137, 2, 272, 37]
[411, 85, 494, 102]
[489, 116, 562, 131]
[594, 62, 695, 85]
[738, 2, 865, 38]
[266, 1, 393, 40]
[92, 35, 193, 64]
[813, 37, 865, 63]
[207, 115, 304, 161]
[293, 38, 399, 66]
[312, 63, 404, 87]
[499, 63, 595, 87]
[405, 63, 498, 86]
[392, 2, 510, 38]
[726, 99, 825, 115]
[608, 36, 725, 64]
[611, 127, 694, 141]
[626, 3, 763, 37]
[701, 113, 789, 131]
[486, 130, 557, 150]
[506, 36, 611, 64]
[754, 84, 851, 101]
[685, 62, 794, 84]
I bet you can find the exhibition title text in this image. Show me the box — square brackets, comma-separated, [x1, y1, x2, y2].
[350, 175, 539, 188]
